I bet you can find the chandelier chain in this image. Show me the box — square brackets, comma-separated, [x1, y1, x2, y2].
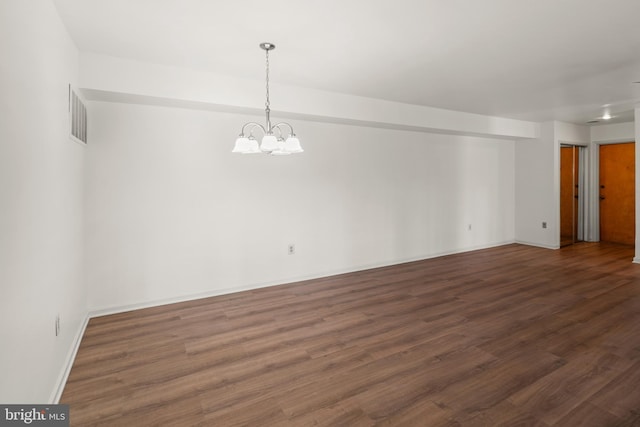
[265, 49, 270, 110]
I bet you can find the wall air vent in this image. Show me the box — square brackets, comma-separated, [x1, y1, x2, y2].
[68, 85, 87, 144]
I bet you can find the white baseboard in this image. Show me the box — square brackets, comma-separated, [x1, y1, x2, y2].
[633, 257, 640, 264]
[50, 313, 89, 404]
[54, 240, 521, 400]
[514, 239, 559, 250]
[88, 283, 281, 318]
[88, 240, 517, 319]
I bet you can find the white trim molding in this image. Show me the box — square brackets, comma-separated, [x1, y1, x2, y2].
[50, 314, 90, 404]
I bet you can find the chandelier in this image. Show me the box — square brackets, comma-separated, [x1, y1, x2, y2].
[232, 43, 303, 155]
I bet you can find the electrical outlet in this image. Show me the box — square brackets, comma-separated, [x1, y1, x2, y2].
[542, 222, 547, 229]
[288, 244, 295, 255]
[55, 314, 60, 337]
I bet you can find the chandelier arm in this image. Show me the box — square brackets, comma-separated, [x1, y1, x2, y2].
[240, 122, 266, 136]
[271, 125, 284, 139]
[272, 122, 296, 136]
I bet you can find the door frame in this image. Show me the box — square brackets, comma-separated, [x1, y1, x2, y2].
[588, 139, 636, 243]
[560, 143, 587, 244]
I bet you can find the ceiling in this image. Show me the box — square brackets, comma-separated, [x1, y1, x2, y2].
[53, 0, 640, 125]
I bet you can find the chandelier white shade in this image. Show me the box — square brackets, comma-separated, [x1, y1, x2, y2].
[232, 43, 303, 155]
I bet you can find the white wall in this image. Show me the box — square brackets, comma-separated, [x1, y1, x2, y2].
[591, 121, 635, 143]
[515, 122, 558, 248]
[0, 1, 86, 403]
[556, 121, 590, 146]
[85, 102, 516, 312]
[514, 121, 590, 248]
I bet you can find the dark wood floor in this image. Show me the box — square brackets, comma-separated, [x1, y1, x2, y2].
[62, 243, 640, 426]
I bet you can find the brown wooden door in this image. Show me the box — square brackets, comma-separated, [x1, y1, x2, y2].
[599, 142, 635, 245]
[560, 146, 579, 246]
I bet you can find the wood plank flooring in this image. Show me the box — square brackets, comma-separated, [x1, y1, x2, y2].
[61, 243, 640, 426]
